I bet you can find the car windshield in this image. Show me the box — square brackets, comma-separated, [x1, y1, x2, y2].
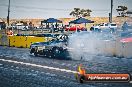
[39, 42, 51, 45]
[32, 42, 51, 46]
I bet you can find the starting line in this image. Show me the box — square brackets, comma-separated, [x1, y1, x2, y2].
[0, 58, 78, 74]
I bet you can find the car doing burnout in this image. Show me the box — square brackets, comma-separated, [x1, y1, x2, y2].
[30, 34, 70, 59]
[30, 40, 70, 59]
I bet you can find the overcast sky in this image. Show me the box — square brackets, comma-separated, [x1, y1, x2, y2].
[0, 0, 132, 19]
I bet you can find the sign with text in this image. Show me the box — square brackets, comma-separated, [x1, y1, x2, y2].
[85, 73, 131, 82]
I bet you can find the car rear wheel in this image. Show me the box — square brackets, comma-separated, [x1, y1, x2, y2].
[51, 47, 63, 58]
[52, 47, 69, 59]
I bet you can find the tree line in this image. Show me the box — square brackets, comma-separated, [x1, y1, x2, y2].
[70, 6, 132, 18]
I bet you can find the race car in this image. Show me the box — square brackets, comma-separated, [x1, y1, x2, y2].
[30, 34, 70, 59]
[32, 40, 70, 59]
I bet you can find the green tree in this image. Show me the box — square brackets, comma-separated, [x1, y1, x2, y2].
[116, 6, 128, 17]
[70, 8, 92, 18]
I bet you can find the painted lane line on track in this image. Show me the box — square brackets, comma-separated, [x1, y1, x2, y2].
[0, 59, 78, 74]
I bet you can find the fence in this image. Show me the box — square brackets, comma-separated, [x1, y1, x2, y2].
[0, 35, 46, 48]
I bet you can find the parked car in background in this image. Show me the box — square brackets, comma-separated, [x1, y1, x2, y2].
[65, 25, 86, 31]
[90, 26, 101, 32]
[109, 23, 117, 29]
[99, 23, 117, 29]
[11, 23, 28, 30]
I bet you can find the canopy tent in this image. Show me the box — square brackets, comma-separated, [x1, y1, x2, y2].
[41, 18, 62, 23]
[46, 18, 62, 23]
[69, 17, 94, 24]
[41, 18, 63, 33]
[68, 17, 94, 32]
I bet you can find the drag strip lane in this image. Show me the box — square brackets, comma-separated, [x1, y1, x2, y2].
[0, 58, 78, 74]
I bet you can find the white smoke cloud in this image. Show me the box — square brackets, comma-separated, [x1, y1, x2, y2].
[67, 31, 116, 61]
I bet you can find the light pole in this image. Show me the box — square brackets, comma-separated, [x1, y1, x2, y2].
[7, 0, 10, 26]
[110, 0, 113, 23]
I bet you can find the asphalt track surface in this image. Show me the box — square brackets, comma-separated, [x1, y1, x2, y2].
[0, 46, 132, 87]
